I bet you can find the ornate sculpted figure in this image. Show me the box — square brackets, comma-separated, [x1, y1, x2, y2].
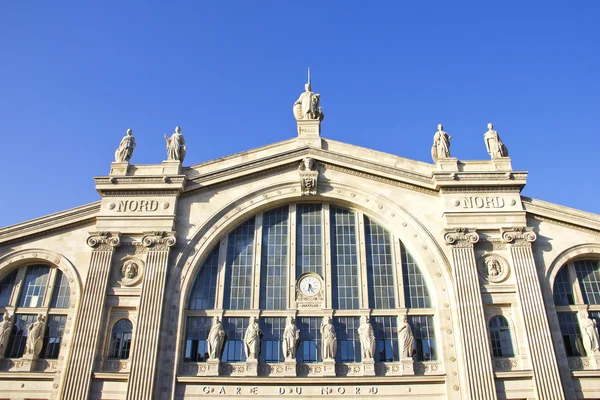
[293, 69, 324, 121]
[0, 313, 11, 358]
[321, 316, 337, 360]
[244, 317, 261, 360]
[358, 316, 376, 360]
[164, 126, 187, 162]
[431, 124, 451, 163]
[580, 310, 600, 355]
[207, 317, 225, 360]
[282, 316, 300, 360]
[114, 128, 136, 163]
[486, 258, 502, 277]
[25, 314, 45, 358]
[484, 123, 508, 158]
[399, 316, 414, 359]
[298, 157, 318, 195]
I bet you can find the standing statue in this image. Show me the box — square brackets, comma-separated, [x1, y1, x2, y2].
[484, 123, 508, 158]
[25, 314, 45, 359]
[207, 316, 225, 360]
[293, 69, 324, 121]
[282, 316, 300, 361]
[321, 316, 337, 360]
[0, 313, 12, 358]
[244, 317, 261, 360]
[164, 126, 187, 162]
[431, 124, 451, 163]
[580, 310, 600, 356]
[114, 128, 136, 163]
[399, 316, 414, 359]
[358, 316, 376, 360]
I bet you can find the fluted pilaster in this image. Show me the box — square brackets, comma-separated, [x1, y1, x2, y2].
[126, 232, 176, 400]
[61, 232, 120, 400]
[501, 227, 565, 399]
[444, 228, 497, 400]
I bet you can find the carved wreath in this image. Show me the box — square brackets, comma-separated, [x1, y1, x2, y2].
[479, 254, 509, 283]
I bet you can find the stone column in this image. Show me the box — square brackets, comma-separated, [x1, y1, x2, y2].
[501, 228, 566, 400]
[444, 228, 497, 400]
[126, 232, 176, 400]
[61, 232, 120, 400]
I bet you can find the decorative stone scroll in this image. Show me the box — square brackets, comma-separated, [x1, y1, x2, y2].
[479, 254, 510, 283]
[141, 231, 176, 250]
[86, 232, 121, 249]
[444, 228, 480, 248]
[298, 157, 318, 196]
[500, 227, 537, 246]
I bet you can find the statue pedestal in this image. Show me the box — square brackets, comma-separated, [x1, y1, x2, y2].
[206, 358, 220, 376]
[400, 357, 414, 376]
[161, 160, 182, 175]
[245, 359, 258, 376]
[491, 156, 512, 171]
[322, 359, 336, 377]
[436, 157, 458, 172]
[18, 354, 37, 372]
[109, 162, 129, 176]
[296, 120, 322, 148]
[283, 359, 297, 377]
[362, 358, 376, 376]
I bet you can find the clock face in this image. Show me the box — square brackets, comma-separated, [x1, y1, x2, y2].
[299, 276, 321, 296]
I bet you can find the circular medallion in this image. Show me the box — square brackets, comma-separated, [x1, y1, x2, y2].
[298, 274, 322, 297]
[479, 254, 509, 283]
[118, 258, 144, 286]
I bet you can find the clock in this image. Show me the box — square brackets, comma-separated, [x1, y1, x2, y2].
[298, 274, 322, 296]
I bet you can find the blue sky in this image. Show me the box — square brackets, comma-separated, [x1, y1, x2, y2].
[0, 1, 598, 227]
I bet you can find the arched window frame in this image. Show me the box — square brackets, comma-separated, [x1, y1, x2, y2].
[99, 310, 136, 372]
[108, 319, 134, 360]
[183, 202, 438, 370]
[487, 315, 516, 358]
[552, 258, 600, 358]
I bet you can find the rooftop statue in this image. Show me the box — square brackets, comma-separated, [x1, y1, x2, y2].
[431, 124, 451, 163]
[484, 122, 509, 158]
[293, 68, 324, 121]
[114, 129, 136, 163]
[165, 126, 187, 162]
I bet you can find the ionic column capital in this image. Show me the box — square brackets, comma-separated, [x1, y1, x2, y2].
[86, 232, 121, 249]
[141, 231, 176, 249]
[444, 228, 479, 247]
[500, 227, 537, 246]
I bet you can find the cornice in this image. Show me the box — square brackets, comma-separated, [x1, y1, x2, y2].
[0, 202, 100, 244]
[522, 196, 600, 234]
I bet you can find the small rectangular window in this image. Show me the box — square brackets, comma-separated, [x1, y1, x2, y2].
[260, 317, 285, 363]
[373, 316, 399, 362]
[297, 317, 321, 363]
[558, 312, 584, 357]
[408, 316, 436, 361]
[296, 204, 323, 277]
[335, 317, 361, 362]
[184, 317, 211, 362]
[6, 314, 37, 358]
[41, 315, 66, 359]
[18, 265, 50, 308]
[221, 317, 248, 362]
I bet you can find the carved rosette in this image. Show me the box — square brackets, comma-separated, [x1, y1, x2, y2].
[444, 228, 479, 248]
[501, 227, 537, 247]
[86, 232, 121, 250]
[141, 231, 176, 251]
[478, 254, 510, 283]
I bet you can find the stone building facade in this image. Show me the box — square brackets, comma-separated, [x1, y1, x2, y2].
[0, 82, 599, 399]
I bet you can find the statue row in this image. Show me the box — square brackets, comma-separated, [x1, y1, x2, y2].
[0, 313, 45, 360]
[114, 127, 187, 163]
[431, 123, 509, 163]
[205, 315, 416, 363]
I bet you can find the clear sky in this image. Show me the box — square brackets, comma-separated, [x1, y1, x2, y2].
[1, 1, 598, 227]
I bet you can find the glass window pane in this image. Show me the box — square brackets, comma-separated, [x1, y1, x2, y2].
[335, 317, 360, 362]
[6, 314, 37, 358]
[109, 319, 133, 359]
[260, 207, 289, 310]
[221, 317, 248, 362]
[557, 312, 584, 357]
[50, 270, 70, 309]
[297, 317, 321, 363]
[188, 244, 220, 310]
[408, 316, 436, 361]
[574, 260, 600, 305]
[0, 270, 17, 307]
[365, 217, 396, 309]
[488, 316, 515, 358]
[41, 315, 67, 359]
[373, 316, 398, 362]
[331, 207, 359, 310]
[260, 317, 285, 363]
[296, 204, 323, 276]
[223, 218, 255, 310]
[18, 265, 50, 308]
[402, 245, 431, 308]
[184, 317, 211, 362]
[553, 267, 574, 306]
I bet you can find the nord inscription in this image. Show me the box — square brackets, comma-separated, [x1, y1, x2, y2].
[462, 196, 505, 209]
[117, 200, 159, 212]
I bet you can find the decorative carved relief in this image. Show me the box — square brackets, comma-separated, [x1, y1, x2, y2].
[86, 232, 121, 249]
[298, 158, 318, 196]
[444, 228, 480, 248]
[501, 227, 537, 246]
[479, 254, 510, 283]
[118, 257, 144, 287]
[493, 358, 518, 372]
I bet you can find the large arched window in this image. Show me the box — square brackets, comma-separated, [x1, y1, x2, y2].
[553, 259, 600, 357]
[0, 264, 70, 359]
[489, 316, 515, 358]
[184, 203, 436, 372]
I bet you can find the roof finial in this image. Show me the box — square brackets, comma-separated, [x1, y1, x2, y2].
[307, 67, 311, 86]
